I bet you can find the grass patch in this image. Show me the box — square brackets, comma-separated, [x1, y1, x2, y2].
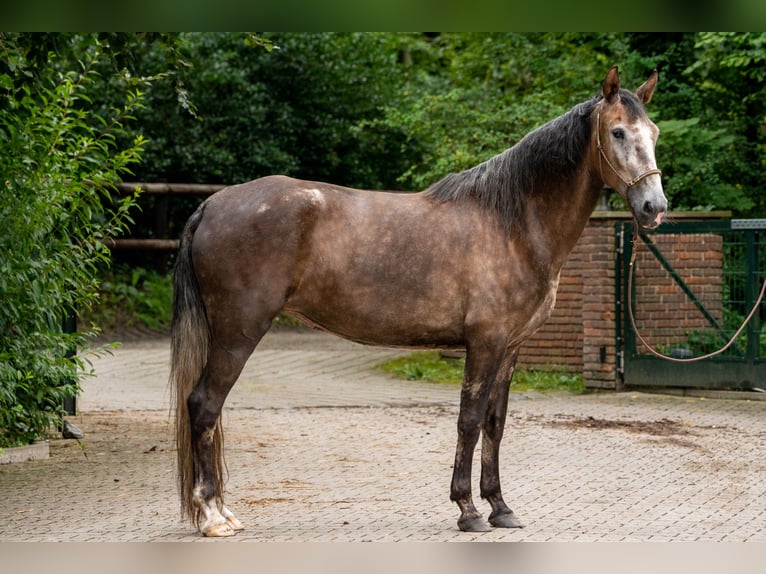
[381, 351, 465, 385]
[513, 368, 585, 394]
[378, 351, 584, 394]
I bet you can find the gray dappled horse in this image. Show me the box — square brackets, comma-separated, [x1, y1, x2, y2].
[170, 67, 666, 536]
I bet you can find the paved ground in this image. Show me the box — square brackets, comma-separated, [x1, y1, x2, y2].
[1, 329, 765, 542]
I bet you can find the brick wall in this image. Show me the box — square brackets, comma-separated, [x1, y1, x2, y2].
[516, 211, 728, 390]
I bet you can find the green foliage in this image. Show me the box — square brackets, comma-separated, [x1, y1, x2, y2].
[90, 32, 766, 246]
[83, 266, 173, 332]
[368, 32, 766, 216]
[378, 351, 584, 394]
[128, 32, 413, 190]
[371, 33, 632, 190]
[677, 32, 766, 216]
[106, 32, 417, 243]
[6, 33, 766, 448]
[655, 117, 752, 212]
[684, 329, 729, 355]
[0, 34, 147, 447]
[380, 351, 464, 385]
[514, 369, 584, 394]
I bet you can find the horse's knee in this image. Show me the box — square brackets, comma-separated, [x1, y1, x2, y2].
[456, 410, 483, 437]
[483, 411, 505, 440]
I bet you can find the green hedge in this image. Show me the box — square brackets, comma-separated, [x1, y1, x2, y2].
[0, 35, 146, 447]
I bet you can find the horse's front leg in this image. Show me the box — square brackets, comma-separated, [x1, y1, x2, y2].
[450, 338, 512, 532]
[481, 348, 523, 529]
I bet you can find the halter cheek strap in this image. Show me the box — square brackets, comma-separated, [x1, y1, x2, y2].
[596, 111, 662, 190]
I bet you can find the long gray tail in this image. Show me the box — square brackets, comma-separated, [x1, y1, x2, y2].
[168, 203, 217, 524]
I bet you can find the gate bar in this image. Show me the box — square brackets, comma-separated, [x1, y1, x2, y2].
[732, 219, 766, 230]
[637, 230, 744, 357]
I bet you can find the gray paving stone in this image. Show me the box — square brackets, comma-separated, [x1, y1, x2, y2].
[1, 330, 765, 541]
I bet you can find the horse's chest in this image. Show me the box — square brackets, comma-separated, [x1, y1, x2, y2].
[514, 276, 559, 340]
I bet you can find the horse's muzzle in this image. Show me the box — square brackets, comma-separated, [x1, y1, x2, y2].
[632, 190, 667, 229]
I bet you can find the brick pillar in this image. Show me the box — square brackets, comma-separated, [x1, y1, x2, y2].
[579, 218, 619, 389]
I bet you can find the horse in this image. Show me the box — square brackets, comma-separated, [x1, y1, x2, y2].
[170, 66, 667, 536]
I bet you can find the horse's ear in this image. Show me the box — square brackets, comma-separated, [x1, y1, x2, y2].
[635, 69, 659, 104]
[602, 66, 620, 104]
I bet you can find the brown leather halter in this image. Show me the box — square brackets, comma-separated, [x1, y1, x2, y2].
[596, 111, 662, 191]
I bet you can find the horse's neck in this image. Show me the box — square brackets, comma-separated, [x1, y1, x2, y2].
[520, 173, 603, 273]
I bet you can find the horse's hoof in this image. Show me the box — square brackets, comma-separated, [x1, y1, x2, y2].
[226, 515, 245, 532]
[458, 514, 492, 532]
[202, 522, 237, 537]
[489, 511, 523, 529]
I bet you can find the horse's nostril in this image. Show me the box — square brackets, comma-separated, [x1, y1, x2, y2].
[643, 200, 653, 214]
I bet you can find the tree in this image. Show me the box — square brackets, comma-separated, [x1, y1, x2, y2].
[371, 33, 634, 190]
[375, 33, 765, 217]
[95, 33, 766, 236]
[124, 32, 413, 189]
[104, 32, 417, 244]
[683, 32, 766, 215]
[623, 33, 765, 215]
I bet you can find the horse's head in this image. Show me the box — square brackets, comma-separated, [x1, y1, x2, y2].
[596, 66, 667, 229]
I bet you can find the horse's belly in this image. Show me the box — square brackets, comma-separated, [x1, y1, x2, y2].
[284, 285, 465, 349]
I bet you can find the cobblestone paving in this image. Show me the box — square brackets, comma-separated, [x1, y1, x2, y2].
[1, 330, 765, 541]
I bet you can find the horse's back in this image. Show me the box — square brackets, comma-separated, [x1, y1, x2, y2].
[196, 174, 461, 259]
[190, 176, 479, 346]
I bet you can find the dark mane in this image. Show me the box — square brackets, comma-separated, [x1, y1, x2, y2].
[424, 94, 605, 235]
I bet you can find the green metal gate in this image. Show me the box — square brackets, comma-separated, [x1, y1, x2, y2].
[616, 219, 766, 390]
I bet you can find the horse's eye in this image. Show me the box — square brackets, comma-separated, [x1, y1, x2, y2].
[612, 128, 625, 140]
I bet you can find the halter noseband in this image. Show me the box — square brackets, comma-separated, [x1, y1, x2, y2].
[596, 110, 662, 190]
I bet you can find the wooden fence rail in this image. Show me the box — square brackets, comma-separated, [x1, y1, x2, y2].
[115, 182, 225, 196]
[105, 238, 181, 250]
[110, 182, 224, 251]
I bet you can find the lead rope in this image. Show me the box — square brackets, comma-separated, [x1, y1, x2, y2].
[627, 228, 766, 362]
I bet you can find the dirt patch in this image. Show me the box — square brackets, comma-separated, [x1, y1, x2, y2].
[49, 411, 173, 464]
[241, 497, 306, 507]
[546, 414, 692, 436]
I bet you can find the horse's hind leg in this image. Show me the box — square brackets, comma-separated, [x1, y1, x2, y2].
[187, 329, 262, 536]
[481, 348, 523, 529]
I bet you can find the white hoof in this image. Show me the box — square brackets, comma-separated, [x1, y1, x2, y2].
[225, 515, 244, 531]
[202, 521, 236, 537]
[220, 504, 244, 531]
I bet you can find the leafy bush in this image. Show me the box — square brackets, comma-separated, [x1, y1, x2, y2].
[0, 35, 146, 447]
[82, 266, 173, 333]
[371, 33, 633, 191]
[655, 117, 751, 212]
